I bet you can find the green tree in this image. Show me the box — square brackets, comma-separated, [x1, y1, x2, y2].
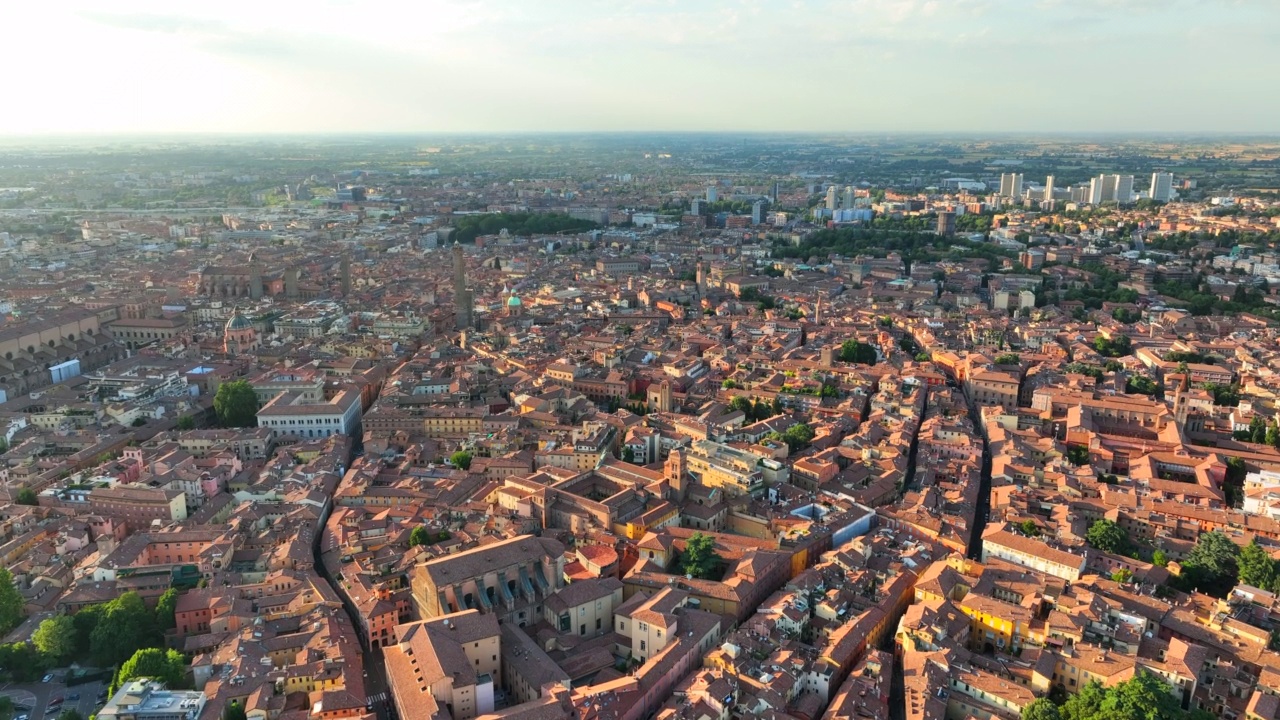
[1254, 416, 1271, 443]
[1238, 540, 1278, 591]
[155, 588, 179, 632]
[1125, 376, 1158, 396]
[721, 379, 737, 389]
[409, 526, 430, 547]
[680, 532, 724, 580]
[33, 615, 77, 664]
[1086, 519, 1130, 555]
[213, 380, 259, 428]
[175, 415, 196, 431]
[1152, 549, 1168, 567]
[0, 568, 24, 635]
[1112, 307, 1140, 324]
[782, 423, 816, 451]
[0, 641, 48, 682]
[1097, 669, 1182, 720]
[1018, 520, 1040, 537]
[1269, 421, 1280, 449]
[1061, 680, 1107, 720]
[449, 451, 473, 470]
[15, 487, 38, 505]
[994, 353, 1021, 365]
[1092, 334, 1133, 358]
[621, 446, 636, 463]
[729, 396, 753, 416]
[1066, 446, 1090, 467]
[0, 696, 12, 720]
[222, 700, 247, 720]
[838, 339, 878, 365]
[1111, 569, 1134, 583]
[57, 710, 84, 720]
[1022, 697, 1062, 720]
[115, 647, 188, 692]
[89, 592, 161, 667]
[1181, 531, 1241, 597]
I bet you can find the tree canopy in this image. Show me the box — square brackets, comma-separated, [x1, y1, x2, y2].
[769, 423, 815, 452]
[1049, 671, 1211, 720]
[0, 568, 24, 636]
[1066, 446, 1090, 467]
[155, 588, 179, 632]
[839, 339, 878, 365]
[15, 487, 38, 505]
[1086, 519, 1130, 556]
[409, 526, 430, 547]
[448, 212, 600, 244]
[1022, 698, 1061, 720]
[114, 647, 188, 693]
[1237, 539, 1280, 593]
[450, 450, 473, 470]
[0, 641, 47, 682]
[1092, 334, 1133, 358]
[728, 395, 775, 422]
[680, 532, 724, 580]
[90, 591, 163, 667]
[222, 701, 247, 720]
[1125, 375, 1159, 396]
[1178, 530, 1241, 597]
[33, 615, 77, 664]
[213, 380, 259, 428]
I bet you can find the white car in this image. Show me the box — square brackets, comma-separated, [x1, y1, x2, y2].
[42, 673, 55, 683]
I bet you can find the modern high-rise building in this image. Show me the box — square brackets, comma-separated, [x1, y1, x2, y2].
[1115, 175, 1134, 204]
[1044, 175, 1055, 201]
[1088, 174, 1135, 204]
[999, 173, 1024, 199]
[825, 186, 838, 211]
[771, 181, 780, 203]
[1150, 172, 1174, 202]
[752, 200, 767, 226]
[1101, 175, 1119, 203]
[1088, 175, 1107, 205]
[706, 185, 718, 203]
[842, 186, 855, 209]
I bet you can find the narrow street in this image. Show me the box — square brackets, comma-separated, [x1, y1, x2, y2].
[313, 515, 394, 720]
[888, 380, 994, 719]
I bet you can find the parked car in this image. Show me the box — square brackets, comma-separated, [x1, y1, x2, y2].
[42, 673, 55, 683]
[67, 694, 79, 702]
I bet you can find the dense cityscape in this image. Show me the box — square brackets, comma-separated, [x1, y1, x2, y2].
[1, 133, 1280, 720]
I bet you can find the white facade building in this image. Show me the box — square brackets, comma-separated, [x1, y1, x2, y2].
[256, 388, 362, 440]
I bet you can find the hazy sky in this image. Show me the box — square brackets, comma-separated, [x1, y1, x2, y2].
[6, 0, 1278, 135]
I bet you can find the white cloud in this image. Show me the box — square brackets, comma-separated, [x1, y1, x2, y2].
[0, 0, 1274, 133]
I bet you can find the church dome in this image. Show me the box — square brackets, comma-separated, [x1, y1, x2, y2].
[507, 294, 522, 307]
[225, 311, 253, 332]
